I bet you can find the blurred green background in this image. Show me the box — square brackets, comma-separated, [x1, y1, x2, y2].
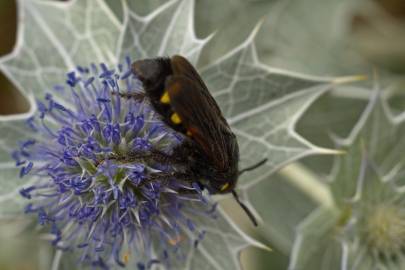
[0, 0, 404, 269]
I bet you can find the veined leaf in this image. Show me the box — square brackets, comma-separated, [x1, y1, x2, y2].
[0, 0, 340, 269]
[289, 87, 405, 269]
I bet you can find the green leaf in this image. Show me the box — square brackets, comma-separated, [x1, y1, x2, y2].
[194, 0, 278, 67]
[296, 88, 369, 176]
[0, 219, 53, 270]
[200, 26, 341, 253]
[0, 0, 123, 216]
[120, 0, 208, 64]
[244, 169, 320, 254]
[256, 0, 369, 77]
[0, 0, 342, 268]
[330, 90, 405, 202]
[178, 206, 269, 270]
[201, 26, 338, 182]
[289, 88, 405, 269]
[0, 119, 38, 216]
[288, 206, 342, 270]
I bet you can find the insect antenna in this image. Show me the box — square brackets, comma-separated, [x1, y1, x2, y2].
[232, 190, 258, 226]
[232, 158, 267, 226]
[238, 158, 267, 176]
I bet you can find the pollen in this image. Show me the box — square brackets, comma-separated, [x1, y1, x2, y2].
[123, 251, 131, 264]
[170, 112, 182, 124]
[365, 204, 405, 254]
[160, 91, 170, 104]
[220, 183, 230, 191]
[168, 235, 182, 246]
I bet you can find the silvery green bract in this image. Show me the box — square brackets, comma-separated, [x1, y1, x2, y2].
[0, 0, 360, 269]
[289, 89, 405, 270]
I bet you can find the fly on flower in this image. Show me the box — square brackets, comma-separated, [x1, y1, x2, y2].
[129, 55, 267, 226]
[14, 58, 218, 269]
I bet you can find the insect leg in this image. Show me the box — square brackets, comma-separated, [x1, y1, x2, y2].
[140, 170, 203, 195]
[107, 145, 191, 166]
[111, 91, 146, 101]
[232, 190, 258, 226]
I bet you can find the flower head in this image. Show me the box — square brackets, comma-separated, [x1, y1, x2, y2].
[13, 58, 216, 269]
[348, 157, 405, 267]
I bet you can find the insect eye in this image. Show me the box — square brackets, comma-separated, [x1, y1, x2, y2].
[220, 182, 230, 192]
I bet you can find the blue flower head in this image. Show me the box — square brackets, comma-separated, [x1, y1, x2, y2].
[13, 57, 216, 269]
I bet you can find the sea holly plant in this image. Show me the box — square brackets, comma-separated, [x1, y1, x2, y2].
[0, 0, 345, 269]
[289, 89, 405, 270]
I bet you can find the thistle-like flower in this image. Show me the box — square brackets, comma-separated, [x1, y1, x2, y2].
[13, 58, 215, 269]
[341, 154, 405, 269]
[289, 92, 405, 270]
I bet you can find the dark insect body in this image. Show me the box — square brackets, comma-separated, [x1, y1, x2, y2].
[129, 55, 266, 226]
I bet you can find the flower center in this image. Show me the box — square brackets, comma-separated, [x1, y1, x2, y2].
[365, 204, 405, 255]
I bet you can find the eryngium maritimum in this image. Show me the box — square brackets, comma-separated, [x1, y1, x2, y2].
[13, 58, 215, 269]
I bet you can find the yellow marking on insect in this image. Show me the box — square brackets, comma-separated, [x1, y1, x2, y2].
[187, 126, 199, 137]
[220, 183, 230, 191]
[123, 251, 130, 264]
[170, 112, 182, 124]
[160, 91, 170, 104]
[168, 235, 182, 246]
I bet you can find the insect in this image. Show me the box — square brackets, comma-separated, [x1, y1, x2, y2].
[129, 55, 266, 226]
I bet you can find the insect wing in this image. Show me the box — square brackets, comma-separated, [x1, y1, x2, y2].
[170, 56, 225, 118]
[165, 75, 236, 171]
